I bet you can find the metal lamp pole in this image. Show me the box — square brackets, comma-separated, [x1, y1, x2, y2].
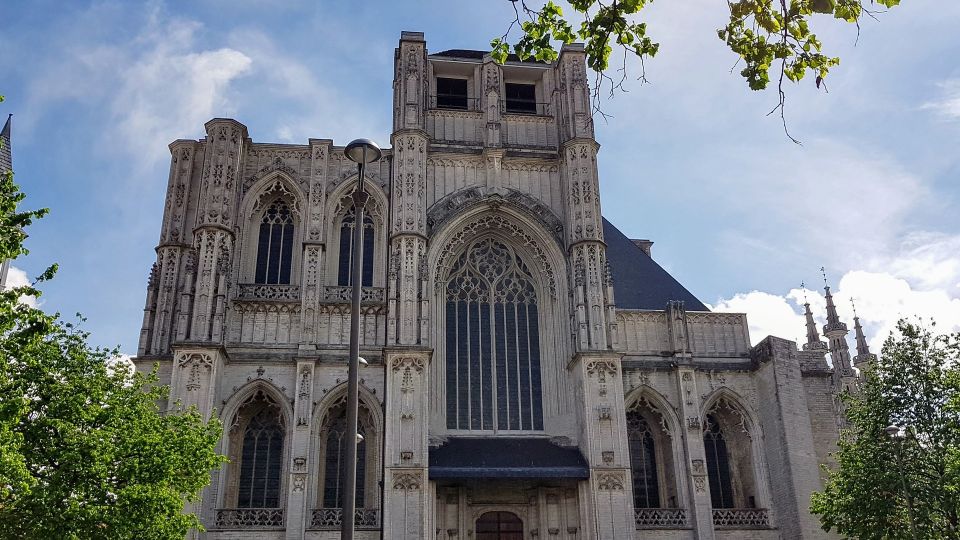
[341, 139, 382, 540]
[885, 424, 918, 540]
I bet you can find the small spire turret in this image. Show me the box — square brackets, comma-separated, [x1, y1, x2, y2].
[851, 299, 877, 371]
[820, 268, 854, 377]
[801, 283, 827, 351]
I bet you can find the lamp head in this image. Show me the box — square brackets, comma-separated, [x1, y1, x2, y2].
[344, 138, 382, 164]
[884, 424, 903, 439]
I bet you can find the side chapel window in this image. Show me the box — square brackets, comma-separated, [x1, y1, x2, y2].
[703, 414, 735, 509]
[255, 200, 294, 284]
[321, 412, 367, 508]
[445, 238, 543, 431]
[232, 391, 285, 509]
[627, 412, 661, 508]
[337, 208, 374, 287]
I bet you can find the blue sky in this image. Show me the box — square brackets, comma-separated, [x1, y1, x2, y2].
[2, 0, 959, 356]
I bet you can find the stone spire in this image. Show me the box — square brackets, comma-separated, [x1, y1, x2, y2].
[821, 268, 854, 377]
[801, 283, 827, 352]
[851, 299, 877, 371]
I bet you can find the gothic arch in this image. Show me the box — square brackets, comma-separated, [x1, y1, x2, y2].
[217, 380, 293, 510]
[624, 386, 686, 510]
[237, 172, 306, 286]
[426, 206, 573, 436]
[325, 177, 388, 288]
[426, 186, 565, 247]
[698, 388, 772, 510]
[310, 382, 383, 512]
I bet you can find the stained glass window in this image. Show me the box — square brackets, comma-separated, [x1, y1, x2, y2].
[627, 412, 661, 508]
[255, 200, 294, 284]
[445, 238, 543, 431]
[238, 406, 285, 508]
[704, 414, 735, 509]
[337, 209, 375, 287]
[322, 411, 367, 508]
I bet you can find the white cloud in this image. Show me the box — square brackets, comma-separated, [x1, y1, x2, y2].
[714, 267, 960, 355]
[921, 79, 960, 120]
[4, 265, 38, 308]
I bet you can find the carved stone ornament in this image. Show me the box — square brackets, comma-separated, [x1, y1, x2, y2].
[691, 459, 705, 475]
[391, 356, 425, 372]
[597, 405, 612, 421]
[595, 471, 625, 491]
[687, 416, 701, 430]
[426, 186, 564, 245]
[400, 451, 414, 461]
[694, 476, 707, 494]
[293, 457, 307, 473]
[602, 451, 614, 464]
[293, 473, 306, 492]
[586, 360, 617, 377]
[392, 470, 423, 490]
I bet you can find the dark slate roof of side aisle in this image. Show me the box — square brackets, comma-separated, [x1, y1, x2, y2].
[602, 217, 710, 311]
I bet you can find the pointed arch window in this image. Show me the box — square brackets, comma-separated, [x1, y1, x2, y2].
[704, 413, 735, 509]
[322, 413, 367, 508]
[627, 413, 661, 508]
[255, 200, 295, 284]
[228, 390, 285, 509]
[337, 208, 374, 287]
[445, 238, 543, 431]
[476, 511, 523, 540]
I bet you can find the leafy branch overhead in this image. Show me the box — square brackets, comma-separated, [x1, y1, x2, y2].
[493, 0, 902, 136]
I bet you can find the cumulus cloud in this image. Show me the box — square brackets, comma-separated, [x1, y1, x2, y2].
[713, 267, 960, 354]
[922, 79, 960, 120]
[4, 265, 38, 308]
[27, 7, 252, 167]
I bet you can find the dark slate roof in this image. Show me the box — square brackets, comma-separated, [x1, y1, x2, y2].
[603, 217, 709, 311]
[430, 49, 547, 64]
[429, 438, 589, 480]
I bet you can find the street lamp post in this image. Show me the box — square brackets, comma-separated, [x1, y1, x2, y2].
[341, 139, 382, 540]
[885, 424, 918, 540]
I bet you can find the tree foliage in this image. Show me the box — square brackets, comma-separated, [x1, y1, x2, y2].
[494, 0, 903, 138]
[811, 320, 960, 539]
[0, 94, 227, 539]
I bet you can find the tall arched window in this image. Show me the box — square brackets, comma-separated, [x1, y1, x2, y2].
[228, 390, 285, 509]
[628, 413, 661, 508]
[445, 238, 543, 431]
[255, 200, 294, 284]
[321, 413, 366, 508]
[704, 413, 735, 509]
[337, 209, 374, 287]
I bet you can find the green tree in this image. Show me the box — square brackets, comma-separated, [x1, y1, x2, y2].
[494, 0, 903, 139]
[811, 320, 960, 539]
[0, 95, 226, 540]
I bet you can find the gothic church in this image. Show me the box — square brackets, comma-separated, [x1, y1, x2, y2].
[134, 31, 866, 539]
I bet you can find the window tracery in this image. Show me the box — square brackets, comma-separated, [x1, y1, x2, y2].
[703, 397, 758, 510]
[227, 390, 286, 509]
[255, 200, 295, 285]
[316, 398, 378, 511]
[445, 238, 543, 431]
[337, 208, 375, 287]
[626, 396, 678, 510]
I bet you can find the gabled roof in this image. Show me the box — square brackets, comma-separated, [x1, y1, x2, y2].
[602, 217, 709, 311]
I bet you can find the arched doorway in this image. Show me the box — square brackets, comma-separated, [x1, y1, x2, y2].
[476, 511, 523, 540]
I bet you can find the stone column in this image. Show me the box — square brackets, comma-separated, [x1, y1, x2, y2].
[189, 119, 246, 343]
[572, 352, 634, 539]
[382, 350, 432, 539]
[284, 358, 317, 539]
[675, 365, 716, 540]
[754, 336, 826, 538]
[300, 139, 331, 347]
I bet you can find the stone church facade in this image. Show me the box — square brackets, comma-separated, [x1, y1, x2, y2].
[134, 31, 860, 539]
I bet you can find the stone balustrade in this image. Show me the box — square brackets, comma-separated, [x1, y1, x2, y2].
[634, 508, 688, 529]
[309, 508, 380, 529]
[711, 508, 770, 528]
[215, 508, 284, 529]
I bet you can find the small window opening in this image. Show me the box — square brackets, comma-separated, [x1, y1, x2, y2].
[436, 77, 469, 109]
[504, 83, 537, 114]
